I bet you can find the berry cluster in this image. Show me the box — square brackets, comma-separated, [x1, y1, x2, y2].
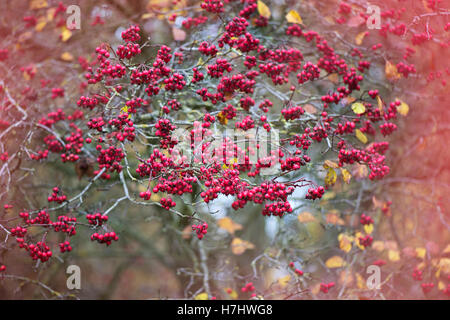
[91, 232, 119, 246]
[192, 222, 208, 239]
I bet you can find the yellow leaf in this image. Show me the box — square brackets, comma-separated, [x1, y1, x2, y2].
[356, 273, 367, 289]
[277, 275, 291, 288]
[29, 0, 48, 10]
[364, 223, 374, 235]
[285, 10, 303, 24]
[351, 102, 366, 114]
[341, 168, 352, 184]
[325, 255, 346, 268]
[438, 281, 445, 290]
[396, 99, 409, 116]
[416, 247, 426, 259]
[355, 31, 366, 45]
[355, 129, 368, 144]
[35, 17, 47, 32]
[437, 258, 450, 274]
[388, 249, 400, 262]
[338, 233, 353, 253]
[60, 52, 74, 61]
[194, 292, 209, 300]
[376, 95, 383, 112]
[231, 237, 255, 255]
[257, 0, 271, 19]
[323, 160, 338, 169]
[385, 60, 401, 81]
[217, 217, 243, 235]
[325, 167, 337, 186]
[46, 7, 56, 21]
[217, 111, 228, 125]
[60, 27, 72, 42]
[297, 212, 317, 223]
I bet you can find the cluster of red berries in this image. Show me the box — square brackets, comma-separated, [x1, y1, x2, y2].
[23, 242, 53, 262]
[96, 145, 125, 173]
[192, 222, 208, 239]
[48, 187, 67, 204]
[199, 42, 218, 56]
[235, 116, 255, 131]
[121, 25, 141, 42]
[358, 235, 373, 248]
[320, 282, 335, 293]
[207, 59, 232, 78]
[59, 241, 73, 253]
[182, 16, 208, 29]
[360, 213, 374, 225]
[305, 186, 325, 200]
[281, 105, 305, 120]
[262, 201, 293, 217]
[116, 43, 141, 59]
[86, 212, 108, 226]
[91, 232, 119, 246]
[160, 197, 176, 210]
[297, 62, 321, 84]
[241, 282, 255, 294]
[201, 0, 224, 13]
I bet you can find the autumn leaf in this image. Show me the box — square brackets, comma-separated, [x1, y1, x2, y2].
[35, 17, 47, 32]
[231, 237, 254, 255]
[364, 223, 374, 235]
[356, 273, 367, 289]
[388, 249, 401, 262]
[338, 233, 353, 253]
[385, 60, 401, 81]
[286, 10, 303, 25]
[396, 99, 409, 116]
[325, 255, 346, 268]
[257, 0, 271, 19]
[217, 217, 243, 235]
[303, 104, 317, 114]
[325, 167, 337, 186]
[355, 129, 368, 144]
[297, 212, 317, 223]
[341, 168, 352, 184]
[60, 27, 72, 42]
[351, 102, 366, 114]
[29, 0, 48, 10]
[277, 275, 291, 288]
[355, 31, 367, 45]
[352, 163, 368, 179]
[60, 52, 74, 61]
[326, 212, 345, 225]
[194, 292, 209, 300]
[416, 247, 426, 259]
[323, 160, 338, 169]
[217, 111, 228, 125]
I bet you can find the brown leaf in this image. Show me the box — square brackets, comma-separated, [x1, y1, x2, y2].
[231, 237, 255, 255]
[217, 217, 243, 235]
